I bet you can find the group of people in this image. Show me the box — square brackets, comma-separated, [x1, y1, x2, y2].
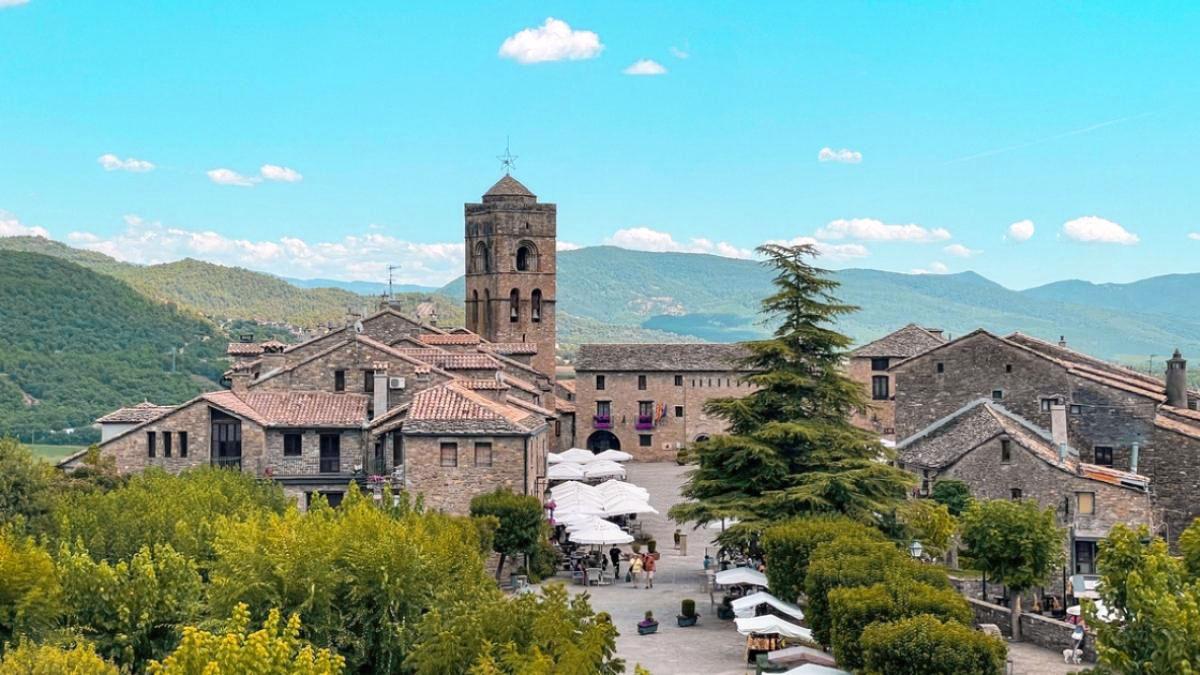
[608, 544, 657, 589]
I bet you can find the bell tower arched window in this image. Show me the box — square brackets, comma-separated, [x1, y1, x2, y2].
[515, 241, 538, 272]
[483, 289, 491, 334]
[531, 289, 542, 322]
[509, 289, 520, 322]
[471, 290, 480, 330]
[473, 241, 490, 273]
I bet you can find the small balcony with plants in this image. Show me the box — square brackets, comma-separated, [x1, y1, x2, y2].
[593, 415, 612, 430]
[635, 415, 654, 430]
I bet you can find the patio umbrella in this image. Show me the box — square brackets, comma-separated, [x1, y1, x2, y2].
[552, 492, 606, 515]
[570, 528, 635, 546]
[546, 451, 563, 464]
[602, 496, 659, 516]
[550, 480, 595, 498]
[593, 449, 633, 462]
[564, 516, 621, 533]
[594, 479, 649, 500]
[547, 462, 586, 480]
[583, 460, 626, 480]
[716, 567, 769, 588]
[735, 614, 813, 641]
[556, 448, 598, 464]
[782, 666, 850, 675]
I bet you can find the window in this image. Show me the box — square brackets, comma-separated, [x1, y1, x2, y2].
[147, 432, 156, 458]
[319, 434, 340, 473]
[516, 245, 531, 271]
[871, 357, 890, 371]
[1010, 488, 1022, 500]
[1000, 439, 1011, 463]
[1093, 446, 1114, 467]
[163, 431, 172, 457]
[638, 375, 647, 390]
[1070, 404, 1082, 415]
[531, 289, 542, 322]
[1077, 492, 1095, 515]
[440, 442, 458, 467]
[179, 431, 188, 458]
[509, 288, 520, 322]
[555, 419, 561, 436]
[334, 370, 345, 392]
[474, 442, 493, 467]
[674, 374, 683, 386]
[871, 376, 890, 401]
[1005, 364, 1013, 373]
[284, 433, 303, 457]
[638, 401, 654, 417]
[596, 401, 611, 417]
[936, 362, 944, 374]
[639, 434, 652, 447]
[1075, 540, 1097, 574]
[472, 290, 480, 329]
[595, 375, 606, 390]
[1040, 398, 1054, 412]
[392, 431, 404, 467]
[674, 405, 684, 418]
[364, 370, 375, 393]
[992, 390, 1004, 401]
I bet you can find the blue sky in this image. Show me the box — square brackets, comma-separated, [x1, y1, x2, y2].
[1, 1, 1198, 288]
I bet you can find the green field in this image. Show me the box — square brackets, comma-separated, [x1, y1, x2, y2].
[26, 443, 86, 463]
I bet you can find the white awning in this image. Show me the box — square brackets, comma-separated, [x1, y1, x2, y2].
[593, 449, 634, 462]
[735, 614, 812, 640]
[603, 496, 659, 516]
[732, 591, 805, 621]
[716, 567, 769, 588]
[594, 479, 649, 500]
[583, 460, 626, 480]
[547, 462, 586, 480]
[569, 528, 635, 545]
[553, 448, 599, 464]
[783, 666, 850, 675]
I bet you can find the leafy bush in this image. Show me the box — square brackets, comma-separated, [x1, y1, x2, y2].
[895, 499, 956, 560]
[0, 529, 60, 649]
[763, 515, 885, 602]
[147, 604, 344, 675]
[0, 640, 119, 675]
[860, 615, 1006, 675]
[829, 577, 972, 670]
[469, 488, 546, 580]
[1179, 517, 1200, 580]
[0, 438, 55, 530]
[930, 480, 973, 517]
[681, 599, 696, 618]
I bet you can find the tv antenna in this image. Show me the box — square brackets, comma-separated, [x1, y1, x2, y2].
[497, 136, 518, 175]
[387, 264, 401, 300]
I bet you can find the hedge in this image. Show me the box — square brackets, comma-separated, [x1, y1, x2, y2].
[829, 578, 972, 670]
[762, 516, 885, 603]
[860, 614, 1007, 675]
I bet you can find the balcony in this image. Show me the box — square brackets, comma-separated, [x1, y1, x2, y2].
[212, 456, 242, 470]
[593, 415, 612, 430]
[319, 456, 341, 474]
[635, 415, 654, 430]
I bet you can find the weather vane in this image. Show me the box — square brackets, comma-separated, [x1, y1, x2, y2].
[497, 136, 518, 175]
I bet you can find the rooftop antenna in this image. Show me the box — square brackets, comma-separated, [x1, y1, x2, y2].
[387, 264, 401, 301]
[497, 136, 518, 175]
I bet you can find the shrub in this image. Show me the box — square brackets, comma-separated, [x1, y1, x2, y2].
[469, 488, 546, 581]
[647, 539, 657, 554]
[860, 615, 1006, 675]
[763, 516, 885, 602]
[930, 480, 973, 517]
[0, 529, 61, 649]
[1179, 517, 1200, 580]
[681, 599, 696, 618]
[0, 640, 119, 675]
[829, 577, 972, 670]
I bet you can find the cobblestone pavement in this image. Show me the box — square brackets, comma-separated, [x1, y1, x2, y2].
[549, 462, 1084, 675]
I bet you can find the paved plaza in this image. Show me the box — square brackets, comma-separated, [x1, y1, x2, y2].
[547, 462, 1087, 675]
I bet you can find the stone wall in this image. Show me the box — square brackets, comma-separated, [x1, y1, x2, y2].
[403, 432, 541, 515]
[97, 398, 266, 475]
[1146, 424, 1200, 544]
[263, 428, 368, 477]
[574, 369, 754, 461]
[965, 598, 1097, 662]
[847, 356, 895, 438]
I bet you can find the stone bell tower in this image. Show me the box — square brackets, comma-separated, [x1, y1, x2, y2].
[464, 174, 557, 378]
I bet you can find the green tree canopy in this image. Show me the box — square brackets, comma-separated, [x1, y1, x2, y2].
[859, 614, 1007, 675]
[896, 499, 957, 561]
[762, 515, 885, 603]
[0, 529, 60, 651]
[469, 488, 546, 581]
[669, 244, 914, 531]
[0, 640, 119, 675]
[1178, 517, 1200, 581]
[930, 480, 973, 517]
[0, 438, 55, 530]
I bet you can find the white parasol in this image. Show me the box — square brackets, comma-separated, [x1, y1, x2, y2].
[593, 449, 634, 462]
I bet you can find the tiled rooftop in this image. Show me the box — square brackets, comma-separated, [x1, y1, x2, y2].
[419, 332, 482, 346]
[205, 390, 368, 427]
[96, 401, 175, 424]
[405, 383, 542, 435]
[851, 324, 945, 359]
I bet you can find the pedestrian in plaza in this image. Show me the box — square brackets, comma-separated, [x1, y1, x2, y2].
[630, 553, 644, 588]
[643, 552, 656, 589]
[609, 545, 622, 579]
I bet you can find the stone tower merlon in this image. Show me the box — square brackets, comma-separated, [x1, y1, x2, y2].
[464, 175, 558, 378]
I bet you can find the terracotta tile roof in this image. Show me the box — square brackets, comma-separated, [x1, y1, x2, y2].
[96, 401, 175, 424]
[280, 306, 448, 355]
[555, 399, 576, 414]
[260, 339, 288, 350]
[1006, 333, 1174, 401]
[557, 379, 576, 393]
[505, 395, 555, 419]
[482, 342, 539, 355]
[500, 373, 540, 395]
[420, 332, 482, 346]
[227, 342, 264, 356]
[229, 359, 261, 372]
[252, 334, 452, 387]
[204, 390, 367, 427]
[851, 324, 946, 359]
[405, 383, 543, 435]
[574, 343, 752, 372]
[459, 379, 511, 390]
[1155, 410, 1200, 441]
[391, 348, 501, 371]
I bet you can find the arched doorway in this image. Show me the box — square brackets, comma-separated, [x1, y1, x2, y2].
[694, 434, 710, 443]
[586, 430, 621, 452]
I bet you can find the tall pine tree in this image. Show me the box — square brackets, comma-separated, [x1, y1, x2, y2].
[669, 244, 913, 532]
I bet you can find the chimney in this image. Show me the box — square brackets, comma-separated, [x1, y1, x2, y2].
[1130, 441, 1140, 474]
[228, 368, 251, 393]
[1058, 442, 1068, 462]
[1050, 403, 1069, 448]
[1058, 336, 1068, 348]
[373, 362, 390, 418]
[1166, 349, 1188, 408]
[925, 327, 945, 340]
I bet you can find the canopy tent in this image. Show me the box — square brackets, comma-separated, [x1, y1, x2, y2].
[565, 516, 621, 533]
[549, 480, 591, 497]
[552, 448, 599, 464]
[732, 592, 805, 622]
[783, 666, 850, 675]
[765, 646, 837, 668]
[735, 614, 813, 641]
[547, 463, 586, 480]
[594, 479, 649, 500]
[583, 460, 626, 480]
[552, 496, 606, 517]
[569, 528, 635, 546]
[593, 449, 633, 462]
[602, 496, 659, 516]
[716, 567, 770, 588]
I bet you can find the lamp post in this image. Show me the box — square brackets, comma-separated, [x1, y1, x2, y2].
[908, 540, 924, 560]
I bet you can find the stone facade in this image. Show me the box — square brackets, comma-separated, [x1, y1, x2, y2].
[96, 397, 265, 475]
[403, 430, 548, 515]
[846, 324, 945, 439]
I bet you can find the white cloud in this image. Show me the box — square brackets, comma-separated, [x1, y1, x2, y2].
[67, 216, 467, 285]
[765, 235, 870, 261]
[605, 227, 753, 259]
[1061, 216, 1139, 245]
[911, 262, 949, 275]
[98, 153, 155, 173]
[498, 17, 603, 64]
[1006, 219, 1035, 242]
[1188, 232, 1200, 241]
[206, 168, 259, 187]
[260, 164, 303, 182]
[670, 46, 689, 59]
[623, 59, 667, 76]
[0, 211, 50, 238]
[557, 241, 582, 251]
[943, 243, 980, 258]
[817, 147, 862, 164]
[815, 218, 950, 243]
[0, 1, 30, 8]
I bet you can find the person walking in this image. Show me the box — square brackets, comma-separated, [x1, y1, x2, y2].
[643, 552, 656, 589]
[630, 553, 644, 588]
[609, 545, 622, 579]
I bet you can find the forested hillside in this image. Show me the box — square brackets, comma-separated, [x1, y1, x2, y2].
[0, 251, 227, 443]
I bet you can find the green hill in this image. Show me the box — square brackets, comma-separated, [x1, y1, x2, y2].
[0, 251, 228, 443]
[1023, 274, 1200, 317]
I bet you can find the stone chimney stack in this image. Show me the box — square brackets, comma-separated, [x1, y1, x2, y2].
[1058, 335, 1068, 348]
[1050, 403, 1069, 448]
[373, 362, 390, 417]
[228, 367, 251, 393]
[1166, 349, 1188, 408]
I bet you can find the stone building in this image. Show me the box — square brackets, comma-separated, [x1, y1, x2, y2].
[846, 324, 945, 439]
[571, 343, 755, 461]
[892, 329, 1200, 547]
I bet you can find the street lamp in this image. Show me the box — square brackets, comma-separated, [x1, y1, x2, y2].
[908, 540, 924, 560]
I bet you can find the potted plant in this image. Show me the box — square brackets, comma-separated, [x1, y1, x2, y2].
[637, 611, 659, 635]
[647, 539, 658, 555]
[717, 595, 736, 621]
[677, 599, 699, 627]
[631, 541, 642, 554]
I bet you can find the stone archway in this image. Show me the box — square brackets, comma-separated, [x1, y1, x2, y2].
[694, 434, 710, 443]
[586, 430, 621, 452]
